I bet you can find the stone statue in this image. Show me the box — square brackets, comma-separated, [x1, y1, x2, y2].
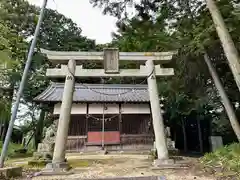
[164, 126, 176, 150]
[42, 120, 58, 144]
[164, 126, 171, 138]
[33, 120, 58, 161]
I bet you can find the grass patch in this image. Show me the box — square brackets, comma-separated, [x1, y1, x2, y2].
[25, 159, 93, 169]
[0, 141, 33, 160]
[68, 158, 127, 168]
[0, 141, 22, 156]
[8, 151, 33, 159]
[68, 159, 91, 167]
[200, 143, 240, 178]
[24, 158, 127, 169]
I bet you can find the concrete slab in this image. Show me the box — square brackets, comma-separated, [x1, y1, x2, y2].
[152, 158, 190, 169]
[151, 165, 189, 170]
[38, 170, 74, 176]
[39, 162, 74, 176]
[153, 159, 175, 166]
[45, 162, 70, 169]
[0, 166, 22, 178]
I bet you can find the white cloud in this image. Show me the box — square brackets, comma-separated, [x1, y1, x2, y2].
[28, 0, 118, 44]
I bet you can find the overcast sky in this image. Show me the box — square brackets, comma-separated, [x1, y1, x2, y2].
[28, 0, 118, 44]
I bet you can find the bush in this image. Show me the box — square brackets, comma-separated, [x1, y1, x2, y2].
[200, 143, 240, 174]
[0, 141, 33, 159]
[14, 149, 27, 154]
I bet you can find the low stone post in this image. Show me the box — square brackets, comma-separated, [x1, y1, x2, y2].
[146, 60, 169, 163]
[47, 59, 76, 169]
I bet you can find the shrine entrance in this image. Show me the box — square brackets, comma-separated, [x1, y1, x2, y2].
[87, 114, 120, 146]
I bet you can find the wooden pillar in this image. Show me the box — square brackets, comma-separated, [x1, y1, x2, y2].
[101, 104, 105, 150]
[86, 103, 89, 144]
[86, 103, 89, 134]
[119, 104, 122, 148]
[119, 104, 122, 133]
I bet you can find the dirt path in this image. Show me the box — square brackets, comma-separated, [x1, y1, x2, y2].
[28, 154, 215, 180]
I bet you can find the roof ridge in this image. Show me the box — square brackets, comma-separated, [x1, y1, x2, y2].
[34, 83, 55, 100]
[34, 82, 150, 103]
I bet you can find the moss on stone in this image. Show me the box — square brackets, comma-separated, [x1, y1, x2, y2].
[28, 160, 51, 167]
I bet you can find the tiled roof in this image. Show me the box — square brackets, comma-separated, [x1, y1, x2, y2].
[34, 83, 150, 103]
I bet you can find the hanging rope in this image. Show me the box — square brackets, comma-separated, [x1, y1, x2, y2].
[86, 114, 119, 121]
[67, 65, 154, 96]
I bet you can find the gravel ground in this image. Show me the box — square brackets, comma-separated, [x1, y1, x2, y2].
[27, 154, 215, 180]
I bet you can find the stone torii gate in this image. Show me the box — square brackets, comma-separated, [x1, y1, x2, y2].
[41, 48, 176, 170]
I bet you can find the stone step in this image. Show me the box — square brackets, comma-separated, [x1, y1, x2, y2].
[67, 150, 151, 156]
[84, 176, 165, 180]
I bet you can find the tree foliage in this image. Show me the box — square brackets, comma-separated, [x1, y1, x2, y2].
[91, 0, 240, 140]
[0, 0, 98, 145]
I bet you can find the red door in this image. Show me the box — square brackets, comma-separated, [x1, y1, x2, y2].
[87, 115, 120, 145]
[87, 131, 120, 145]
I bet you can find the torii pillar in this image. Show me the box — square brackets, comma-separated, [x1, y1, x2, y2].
[146, 60, 173, 165]
[46, 59, 76, 170]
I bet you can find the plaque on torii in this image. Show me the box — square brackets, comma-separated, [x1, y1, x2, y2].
[103, 48, 119, 74]
[40, 48, 177, 169]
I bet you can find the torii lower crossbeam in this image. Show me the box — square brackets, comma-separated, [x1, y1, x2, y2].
[46, 65, 174, 78]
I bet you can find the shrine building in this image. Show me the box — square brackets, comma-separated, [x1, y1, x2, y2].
[34, 82, 158, 152]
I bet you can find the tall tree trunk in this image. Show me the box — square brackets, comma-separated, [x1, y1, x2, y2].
[197, 118, 203, 153]
[174, 131, 177, 143]
[1, 83, 15, 141]
[204, 53, 240, 141]
[0, 115, 2, 139]
[1, 121, 8, 142]
[1, 104, 11, 142]
[1, 126, 5, 141]
[1, 106, 10, 142]
[1, 122, 8, 141]
[181, 118, 188, 152]
[34, 107, 46, 150]
[24, 132, 34, 149]
[206, 0, 240, 92]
